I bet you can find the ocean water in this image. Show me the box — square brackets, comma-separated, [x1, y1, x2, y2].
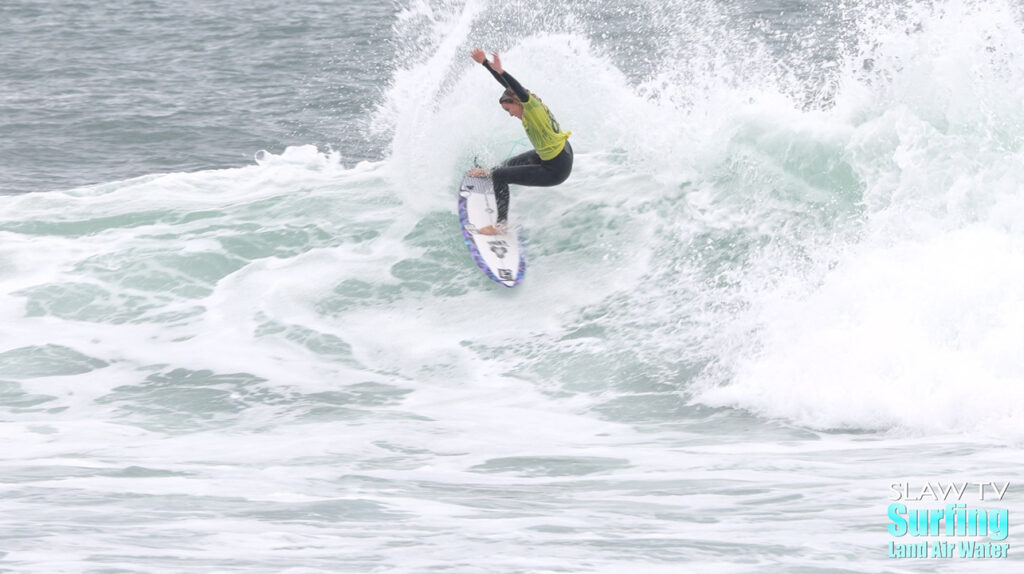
[2, 0, 1023, 572]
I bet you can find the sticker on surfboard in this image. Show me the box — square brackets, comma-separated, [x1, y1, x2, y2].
[457, 174, 526, 288]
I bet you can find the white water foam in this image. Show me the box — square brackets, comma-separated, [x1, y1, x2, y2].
[691, 0, 1024, 441]
[4, 2, 1024, 572]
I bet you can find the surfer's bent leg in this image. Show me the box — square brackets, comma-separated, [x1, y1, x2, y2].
[490, 143, 573, 224]
[492, 150, 542, 224]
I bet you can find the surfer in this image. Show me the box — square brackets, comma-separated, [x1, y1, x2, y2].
[467, 49, 573, 235]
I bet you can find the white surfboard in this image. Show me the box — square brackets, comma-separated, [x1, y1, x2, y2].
[458, 174, 526, 288]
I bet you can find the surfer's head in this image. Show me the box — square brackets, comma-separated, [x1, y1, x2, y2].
[499, 89, 524, 119]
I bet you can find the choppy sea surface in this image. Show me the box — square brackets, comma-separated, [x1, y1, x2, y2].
[2, 1, 1023, 572]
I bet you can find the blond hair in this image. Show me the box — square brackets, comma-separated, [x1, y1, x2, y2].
[498, 88, 519, 105]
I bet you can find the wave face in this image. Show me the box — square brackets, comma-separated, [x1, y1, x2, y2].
[371, 0, 1024, 439]
[2, 1, 1024, 572]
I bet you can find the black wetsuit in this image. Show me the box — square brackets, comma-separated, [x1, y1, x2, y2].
[482, 61, 573, 224]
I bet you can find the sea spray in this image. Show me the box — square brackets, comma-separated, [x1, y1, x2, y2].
[688, 0, 1024, 439]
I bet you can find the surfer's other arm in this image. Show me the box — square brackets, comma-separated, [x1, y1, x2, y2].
[470, 49, 530, 102]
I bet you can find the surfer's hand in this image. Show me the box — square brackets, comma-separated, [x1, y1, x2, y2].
[490, 52, 503, 74]
[471, 49, 487, 64]
[467, 168, 490, 178]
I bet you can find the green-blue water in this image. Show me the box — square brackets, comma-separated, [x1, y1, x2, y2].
[2, 1, 1023, 572]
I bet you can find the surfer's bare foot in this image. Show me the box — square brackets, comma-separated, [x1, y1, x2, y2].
[467, 168, 490, 178]
[477, 223, 507, 235]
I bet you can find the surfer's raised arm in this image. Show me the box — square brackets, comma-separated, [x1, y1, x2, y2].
[470, 49, 530, 102]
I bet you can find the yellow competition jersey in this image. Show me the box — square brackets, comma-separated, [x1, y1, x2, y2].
[521, 96, 571, 161]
